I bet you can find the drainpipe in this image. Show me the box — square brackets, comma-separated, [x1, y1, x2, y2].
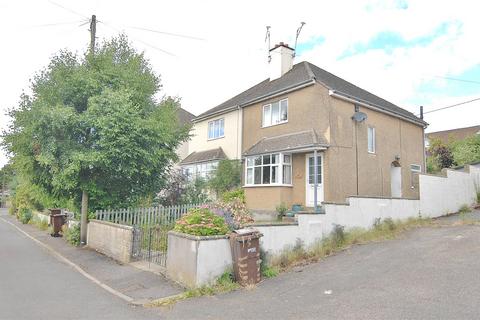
[313, 149, 318, 213]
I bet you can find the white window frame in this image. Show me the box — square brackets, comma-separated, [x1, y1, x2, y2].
[182, 161, 218, 181]
[244, 152, 292, 186]
[262, 98, 288, 128]
[368, 126, 376, 153]
[208, 118, 225, 140]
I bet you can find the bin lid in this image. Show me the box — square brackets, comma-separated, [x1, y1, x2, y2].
[233, 228, 256, 235]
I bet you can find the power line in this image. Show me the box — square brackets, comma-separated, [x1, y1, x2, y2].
[47, 0, 89, 19]
[428, 75, 480, 85]
[421, 97, 480, 115]
[100, 21, 176, 57]
[127, 26, 205, 41]
[28, 20, 87, 28]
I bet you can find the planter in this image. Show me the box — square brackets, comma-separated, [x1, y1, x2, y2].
[166, 231, 232, 288]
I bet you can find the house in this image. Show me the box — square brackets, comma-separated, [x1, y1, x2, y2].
[175, 107, 196, 163]
[183, 42, 427, 213]
[426, 125, 480, 147]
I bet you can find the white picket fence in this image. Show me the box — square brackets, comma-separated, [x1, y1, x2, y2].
[95, 203, 204, 226]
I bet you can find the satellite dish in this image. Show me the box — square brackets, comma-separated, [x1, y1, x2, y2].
[352, 111, 367, 122]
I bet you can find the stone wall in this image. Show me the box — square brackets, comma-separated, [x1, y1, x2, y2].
[87, 220, 134, 264]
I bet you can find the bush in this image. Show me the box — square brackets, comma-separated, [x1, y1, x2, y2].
[18, 207, 33, 224]
[174, 208, 229, 236]
[208, 160, 241, 196]
[275, 202, 288, 219]
[64, 224, 81, 246]
[221, 188, 245, 204]
[330, 224, 345, 247]
[209, 199, 254, 230]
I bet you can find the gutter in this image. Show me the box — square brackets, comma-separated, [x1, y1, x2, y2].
[193, 79, 316, 123]
[329, 90, 428, 128]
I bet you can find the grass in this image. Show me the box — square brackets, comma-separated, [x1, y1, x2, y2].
[146, 272, 240, 307]
[266, 217, 435, 273]
[30, 215, 49, 231]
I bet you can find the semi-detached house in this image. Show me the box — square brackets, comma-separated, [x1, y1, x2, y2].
[180, 42, 427, 215]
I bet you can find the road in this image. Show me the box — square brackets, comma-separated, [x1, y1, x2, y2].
[2, 207, 480, 320]
[0, 209, 160, 320]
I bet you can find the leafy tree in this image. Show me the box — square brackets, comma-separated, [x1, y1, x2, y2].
[451, 135, 480, 166]
[208, 160, 241, 196]
[427, 138, 454, 172]
[2, 35, 189, 242]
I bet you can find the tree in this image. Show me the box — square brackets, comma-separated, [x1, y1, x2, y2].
[427, 138, 455, 172]
[2, 35, 190, 243]
[208, 160, 241, 196]
[451, 135, 480, 166]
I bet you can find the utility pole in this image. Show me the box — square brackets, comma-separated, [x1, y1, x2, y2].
[80, 14, 96, 245]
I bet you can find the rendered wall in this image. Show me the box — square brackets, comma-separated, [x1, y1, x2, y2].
[87, 220, 134, 264]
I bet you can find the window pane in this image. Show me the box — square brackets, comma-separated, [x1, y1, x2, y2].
[247, 157, 254, 167]
[247, 168, 253, 184]
[368, 127, 375, 152]
[284, 154, 291, 164]
[263, 105, 271, 126]
[208, 122, 214, 139]
[214, 120, 220, 138]
[272, 165, 278, 183]
[283, 165, 292, 184]
[271, 102, 279, 124]
[219, 119, 224, 137]
[271, 154, 279, 164]
[262, 165, 271, 184]
[254, 167, 261, 184]
[280, 100, 288, 121]
[263, 155, 271, 165]
[254, 156, 262, 166]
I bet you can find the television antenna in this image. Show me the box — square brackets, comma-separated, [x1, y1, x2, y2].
[293, 22, 306, 57]
[265, 25, 271, 62]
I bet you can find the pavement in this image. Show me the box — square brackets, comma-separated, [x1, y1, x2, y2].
[2, 207, 480, 319]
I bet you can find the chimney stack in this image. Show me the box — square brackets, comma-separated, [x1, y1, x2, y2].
[269, 42, 294, 81]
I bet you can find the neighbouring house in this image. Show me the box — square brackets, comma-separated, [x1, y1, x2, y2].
[175, 107, 196, 164]
[184, 42, 427, 214]
[425, 125, 480, 148]
[179, 99, 243, 181]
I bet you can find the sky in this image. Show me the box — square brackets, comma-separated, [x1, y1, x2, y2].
[0, 0, 479, 168]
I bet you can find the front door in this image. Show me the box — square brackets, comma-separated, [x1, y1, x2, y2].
[306, 153, 324, 207]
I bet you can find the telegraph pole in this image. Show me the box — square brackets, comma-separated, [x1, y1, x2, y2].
[80, 14, 96, 245]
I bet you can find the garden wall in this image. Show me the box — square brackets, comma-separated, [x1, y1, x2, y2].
[87, 219, 134, 264]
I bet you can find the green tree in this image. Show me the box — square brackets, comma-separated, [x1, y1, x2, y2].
[451, 135, 480, 166]
[2, 35, 189, 243]
[208, 160, 241, 196]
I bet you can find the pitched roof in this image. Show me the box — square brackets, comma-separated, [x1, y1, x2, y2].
[176, 107, 195, 126]
[196, 61, 425, 126]
[179, 147, 227, 165]
[243, 129, 329, 156]
[427, 125, 480, 144]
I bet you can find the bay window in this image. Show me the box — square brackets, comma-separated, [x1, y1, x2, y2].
[245, 153, 292, 186]
[182, 161, 218, 181]
[262, 99, 288, 127]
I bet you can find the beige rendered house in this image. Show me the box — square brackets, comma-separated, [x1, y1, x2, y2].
[185, 43, 427, 213]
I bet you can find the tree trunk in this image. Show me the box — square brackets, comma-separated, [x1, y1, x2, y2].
[80, 190, 89, 245]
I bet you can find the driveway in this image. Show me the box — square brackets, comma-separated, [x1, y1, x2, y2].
[162, 213, 480, 320]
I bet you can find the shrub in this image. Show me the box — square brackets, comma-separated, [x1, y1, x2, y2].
[221, 188, 245, 204]
[208, 160, 241, 196]
[18, 207, 33, 224]
[330, 224, 345, 247]
[209, 200, 254, 230]
[275, 202, 288, 219]
[174, 208, 229, 236]
[458, 204, 472, 215]
[64, 224, 81, 246]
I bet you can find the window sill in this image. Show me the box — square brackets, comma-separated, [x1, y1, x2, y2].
[261, 120, 288, 129]
[243, 184, 293, 188]
[367, 151, 376, 155]
[207, 136, 225, 141]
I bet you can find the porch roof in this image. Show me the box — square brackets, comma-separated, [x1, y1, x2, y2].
[243, 129, 329, 156]
[180, 147, 227, 165]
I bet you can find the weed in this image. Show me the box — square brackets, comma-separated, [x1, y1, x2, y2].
[262, 265, 280, 278]
[146, 271, 240, 307]
[30, 215, 49, 231]
[476, 191, 480, 204]
[63, 224, 81, 246]
[458, 204, 472, 216]
[18, 207, 33, 224]
[275, 202, 288, 219]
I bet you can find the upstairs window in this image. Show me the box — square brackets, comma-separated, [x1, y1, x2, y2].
[208, 118, 224, 140]
[263, 99, 288, 127]
[368, 126, 376, 153]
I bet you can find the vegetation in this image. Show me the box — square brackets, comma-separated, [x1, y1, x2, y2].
[173, 207, 229, 236]
[2, 35, 189, 222]
[18, 207, 33, 224]
[275, 202, 288, 220]
[147, 271, 239, 307]
[221, 188, 245, 204]
[450, 135, 480, 167]
[265, 217, 434, 273]
[208, 160, 241, 196]
[63, 224, 81, 246]
[209, 199, 254, 230]
[427, 136, 480, 173]
[30, 215, 49, 231]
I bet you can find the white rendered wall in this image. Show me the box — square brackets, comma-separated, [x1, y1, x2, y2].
[188, 109, 242, 160]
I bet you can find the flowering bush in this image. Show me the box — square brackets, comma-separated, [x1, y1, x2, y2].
[221, 188, 245, 204]
[209, 198, 254, 230]
[173, 208, 229, 236]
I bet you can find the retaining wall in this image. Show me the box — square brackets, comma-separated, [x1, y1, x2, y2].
[87, 219, 134, 263]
